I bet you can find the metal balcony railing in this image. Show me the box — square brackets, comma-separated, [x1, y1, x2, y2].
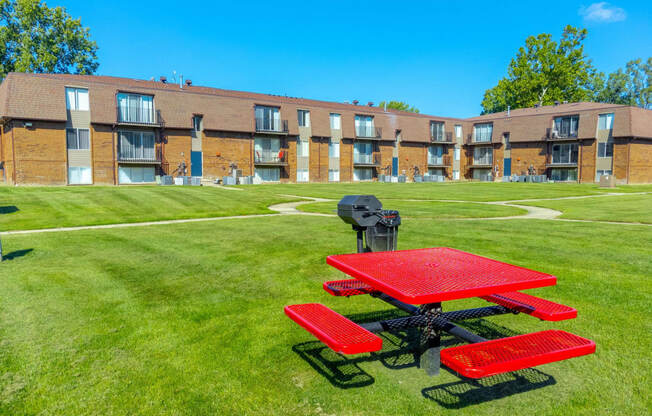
[255, 118, 289, 133]
[428, 155, 451, 166]
[431, 131, 453, 142]
[118, 147, 162, 164]
[355, 126, 382, 139]
[353, 154, 381, 166]
[254, 150, 288, 165]
[116, 108, 162, 126]
[546, 128, 578, 140]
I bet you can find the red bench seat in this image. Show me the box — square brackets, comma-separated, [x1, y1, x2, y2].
[481, 291, 577, 321]
[441, 330, 595, 378]
[323, 279, 377, 297]
[284, 303, 383, 354]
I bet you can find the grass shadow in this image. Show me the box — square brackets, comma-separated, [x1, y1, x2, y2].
[0, 205, 19, 214]
[292, 312, 556, 403]
[2, 248, 34, 261]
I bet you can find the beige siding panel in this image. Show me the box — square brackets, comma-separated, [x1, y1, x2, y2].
[67, 149, 91, 167]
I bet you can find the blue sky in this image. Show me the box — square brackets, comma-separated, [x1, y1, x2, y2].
[59, 1, 651, 118]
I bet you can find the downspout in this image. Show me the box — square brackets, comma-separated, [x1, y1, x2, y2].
[112, 125, 117, 185]
[11, 121, 16, 185]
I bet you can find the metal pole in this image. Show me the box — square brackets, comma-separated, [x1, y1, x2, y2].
[0, 236, 3, 262]
[421, 302, 442, 376]
[356, 229, 364, 254]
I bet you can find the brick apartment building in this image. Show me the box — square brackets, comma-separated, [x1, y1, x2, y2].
[0, 72, 650, 185]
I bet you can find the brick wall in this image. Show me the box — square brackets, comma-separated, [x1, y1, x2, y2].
[509, 142, 546, 176]
[163, 129, 192, 177]
[13, 121, 67, 185]
[91, 124, 116, 184]
[398, 142, 426, 179]
[1, 123, 14, 184]
[202, 131, 253, 179]
[579, 140, 596, 183]
[340, 139, 353, 182]
[613, 138, 629, 184]
[629, 140, 652, 183]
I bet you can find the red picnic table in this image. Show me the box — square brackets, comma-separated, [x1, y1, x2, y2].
[286, 247, 595, 379]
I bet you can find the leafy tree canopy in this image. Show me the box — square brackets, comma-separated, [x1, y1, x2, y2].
[481, 26, 601, 114]
[379, 100, 420, 113]
[597, 58, 651, 109]
[0, 0, 98, 80]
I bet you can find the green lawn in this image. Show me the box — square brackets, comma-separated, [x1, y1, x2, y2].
[298, 200, 527, 219]
[519, 194, 652, 224]
[238, 182, 652, 202]
[0, 186, 295, 231]
[1, 211, 650, 414]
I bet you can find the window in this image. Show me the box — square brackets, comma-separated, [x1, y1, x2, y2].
[454, 148, 460, 161]
[355, 115, 374, 137]
[117, 93, 154, 124]
[330, 113, 341, 130]
[551, 143, 579, 164]
[472, 168, 492, 181]
[255, 106, 280, 131]
[504, 133, 511, 149]
[453, 169, 460, 180]
[455, 125, 462, 139]
[68, 167, 92, 184]
[328, 140, 340, 158]
[353, 167, 373, 181]
[431, 121, 445, 141]
[255, 167, 280, 182]
[553, 115, 579, 138]
[297, 138, 309, 157]
[118, 131, 155, 161]
[65, 87, 89, 111]
[598, 140, 614, 157]
[428, 145, 443, 165]
[550, 168, 578, 182]
[598, 113, 614, 130]
[298, 110, 310, 127]
[66, 128, 90, 150]
[329, 169, 340, 182]
[473, 123, 493, 142]
[254, 137, 281, 163]
[427, 168, 445, 181]
[596, 170, 612, 181]
[193, 115, 203, 131]
[118, 166, 155, 184]
[354, 141, 373, 164]
[296, 169, 309, 182]
[473, 146, 493, 165]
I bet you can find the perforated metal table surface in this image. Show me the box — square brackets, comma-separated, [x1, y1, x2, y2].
[326, 247, 557, 304]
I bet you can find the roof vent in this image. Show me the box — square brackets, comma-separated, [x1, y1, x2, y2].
[185, 79, 192, 86]
[159, 76, 167, 83]
[554, 100, 560, 106]
[353, 100, 359, 105]
[563, 100, 569, 104]
[534, 103, 540, 108]
[367, 101, 374, 107]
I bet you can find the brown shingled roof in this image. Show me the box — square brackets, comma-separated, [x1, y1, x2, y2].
[467, 102, 629, 121]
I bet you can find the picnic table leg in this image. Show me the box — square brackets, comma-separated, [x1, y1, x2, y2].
[420, 302, 442, 376]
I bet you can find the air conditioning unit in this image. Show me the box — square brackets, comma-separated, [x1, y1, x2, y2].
[551, 130, 559, 138]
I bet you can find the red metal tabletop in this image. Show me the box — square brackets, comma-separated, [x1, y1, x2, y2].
[326, 247, 556, 304]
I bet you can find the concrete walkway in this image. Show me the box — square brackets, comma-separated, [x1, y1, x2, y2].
[1, 191, 650, 236]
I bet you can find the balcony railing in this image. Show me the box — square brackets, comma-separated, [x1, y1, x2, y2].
[431, 131, 453, 142]
[118, 147, 162, 164]
[355, 126, 382, 139]
[546, 128, 578, 140]
[116, 108, 162, 126]
[428, 155, 451, 167]
[472, 157, 493, 166]
[353, 154, 381, 166]
[255, 118, 289, 133]
[254, 150, 288, 165]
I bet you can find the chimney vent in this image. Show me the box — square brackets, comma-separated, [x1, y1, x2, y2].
[185, 79, 192, 86]
[353, 100, 359, 105]
[367, 101, 374, 107]
[534, 103, 540, 108]
[554, 100, 560, 106]
[563, 100, 568, 104]
[159, 76, 167, 83]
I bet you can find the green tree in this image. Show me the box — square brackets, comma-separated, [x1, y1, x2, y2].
[598, 58, 651, 109]
[0, 0, 98, 81]
[379, 100, 420, 113]
[481, 26, 602, 114]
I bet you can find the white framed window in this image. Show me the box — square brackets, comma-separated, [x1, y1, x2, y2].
[66, 128, 90, 150]
[598, 113, 614, 130]
[472, 168, 492, 181]
[118, 131, 156, 161]
[255, 106, 281, 131]
[354, 141, 373, 164]
[428, 145, 444, 165]
[473, 123, 493, 142]
[553, 115, 579, 138]
[355, 115, 374, 137]
[550, 168, 578, 181]
[118, 166, 155, 184]
[430, 121, 445, 141]
[454, 125, 462, 139]
[328, 169, 340, 182]
[193, 115, 203, 131]
[353, 167, 373, 181]
[254, 167, 280, 182]
[427, 168, 445, 181]
[596, 170, 612, 181]
[330, 113, 341, 130]
[65, 87, 89, 111]
[68, 167, 92, 184]
[117, 93, 154, 124]
[473, 146, 493, 165]
[296, 169, 309, 182]
[298, 109, 310, 127]
[254, 137, 282, 163]
[453, 170, 460, 180]
[297, 138, 309, 157]
[328, 140, 340, 158]
[598, 140, 614, 158]
[551, 143, 579, 164]
[454, 148, 460, 161]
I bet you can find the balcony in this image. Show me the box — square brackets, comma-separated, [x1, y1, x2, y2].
[353, 154, 381, 166]
[116, 108, 162, 127]
[255, 118, 289, 134]
[471, 158, 493, 168]
[355, 126, 382, 139]
[254, 150, 288, 166]
[466, 133, 493, 145]
[118, 147, 161, 164]
[428, 155, 451, 167]
[431, 131, 453, 143]
[546, 128, 578, 140]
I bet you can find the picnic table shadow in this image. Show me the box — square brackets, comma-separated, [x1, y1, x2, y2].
[2, 248, 33, 261]
[292, 309, 556, 407]
[0, 205, 19, 214]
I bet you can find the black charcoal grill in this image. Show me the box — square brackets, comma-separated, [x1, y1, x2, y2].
[337, 195, 401, 253]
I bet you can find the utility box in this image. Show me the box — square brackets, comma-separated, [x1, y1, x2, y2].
[599, 174, 616, 188]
